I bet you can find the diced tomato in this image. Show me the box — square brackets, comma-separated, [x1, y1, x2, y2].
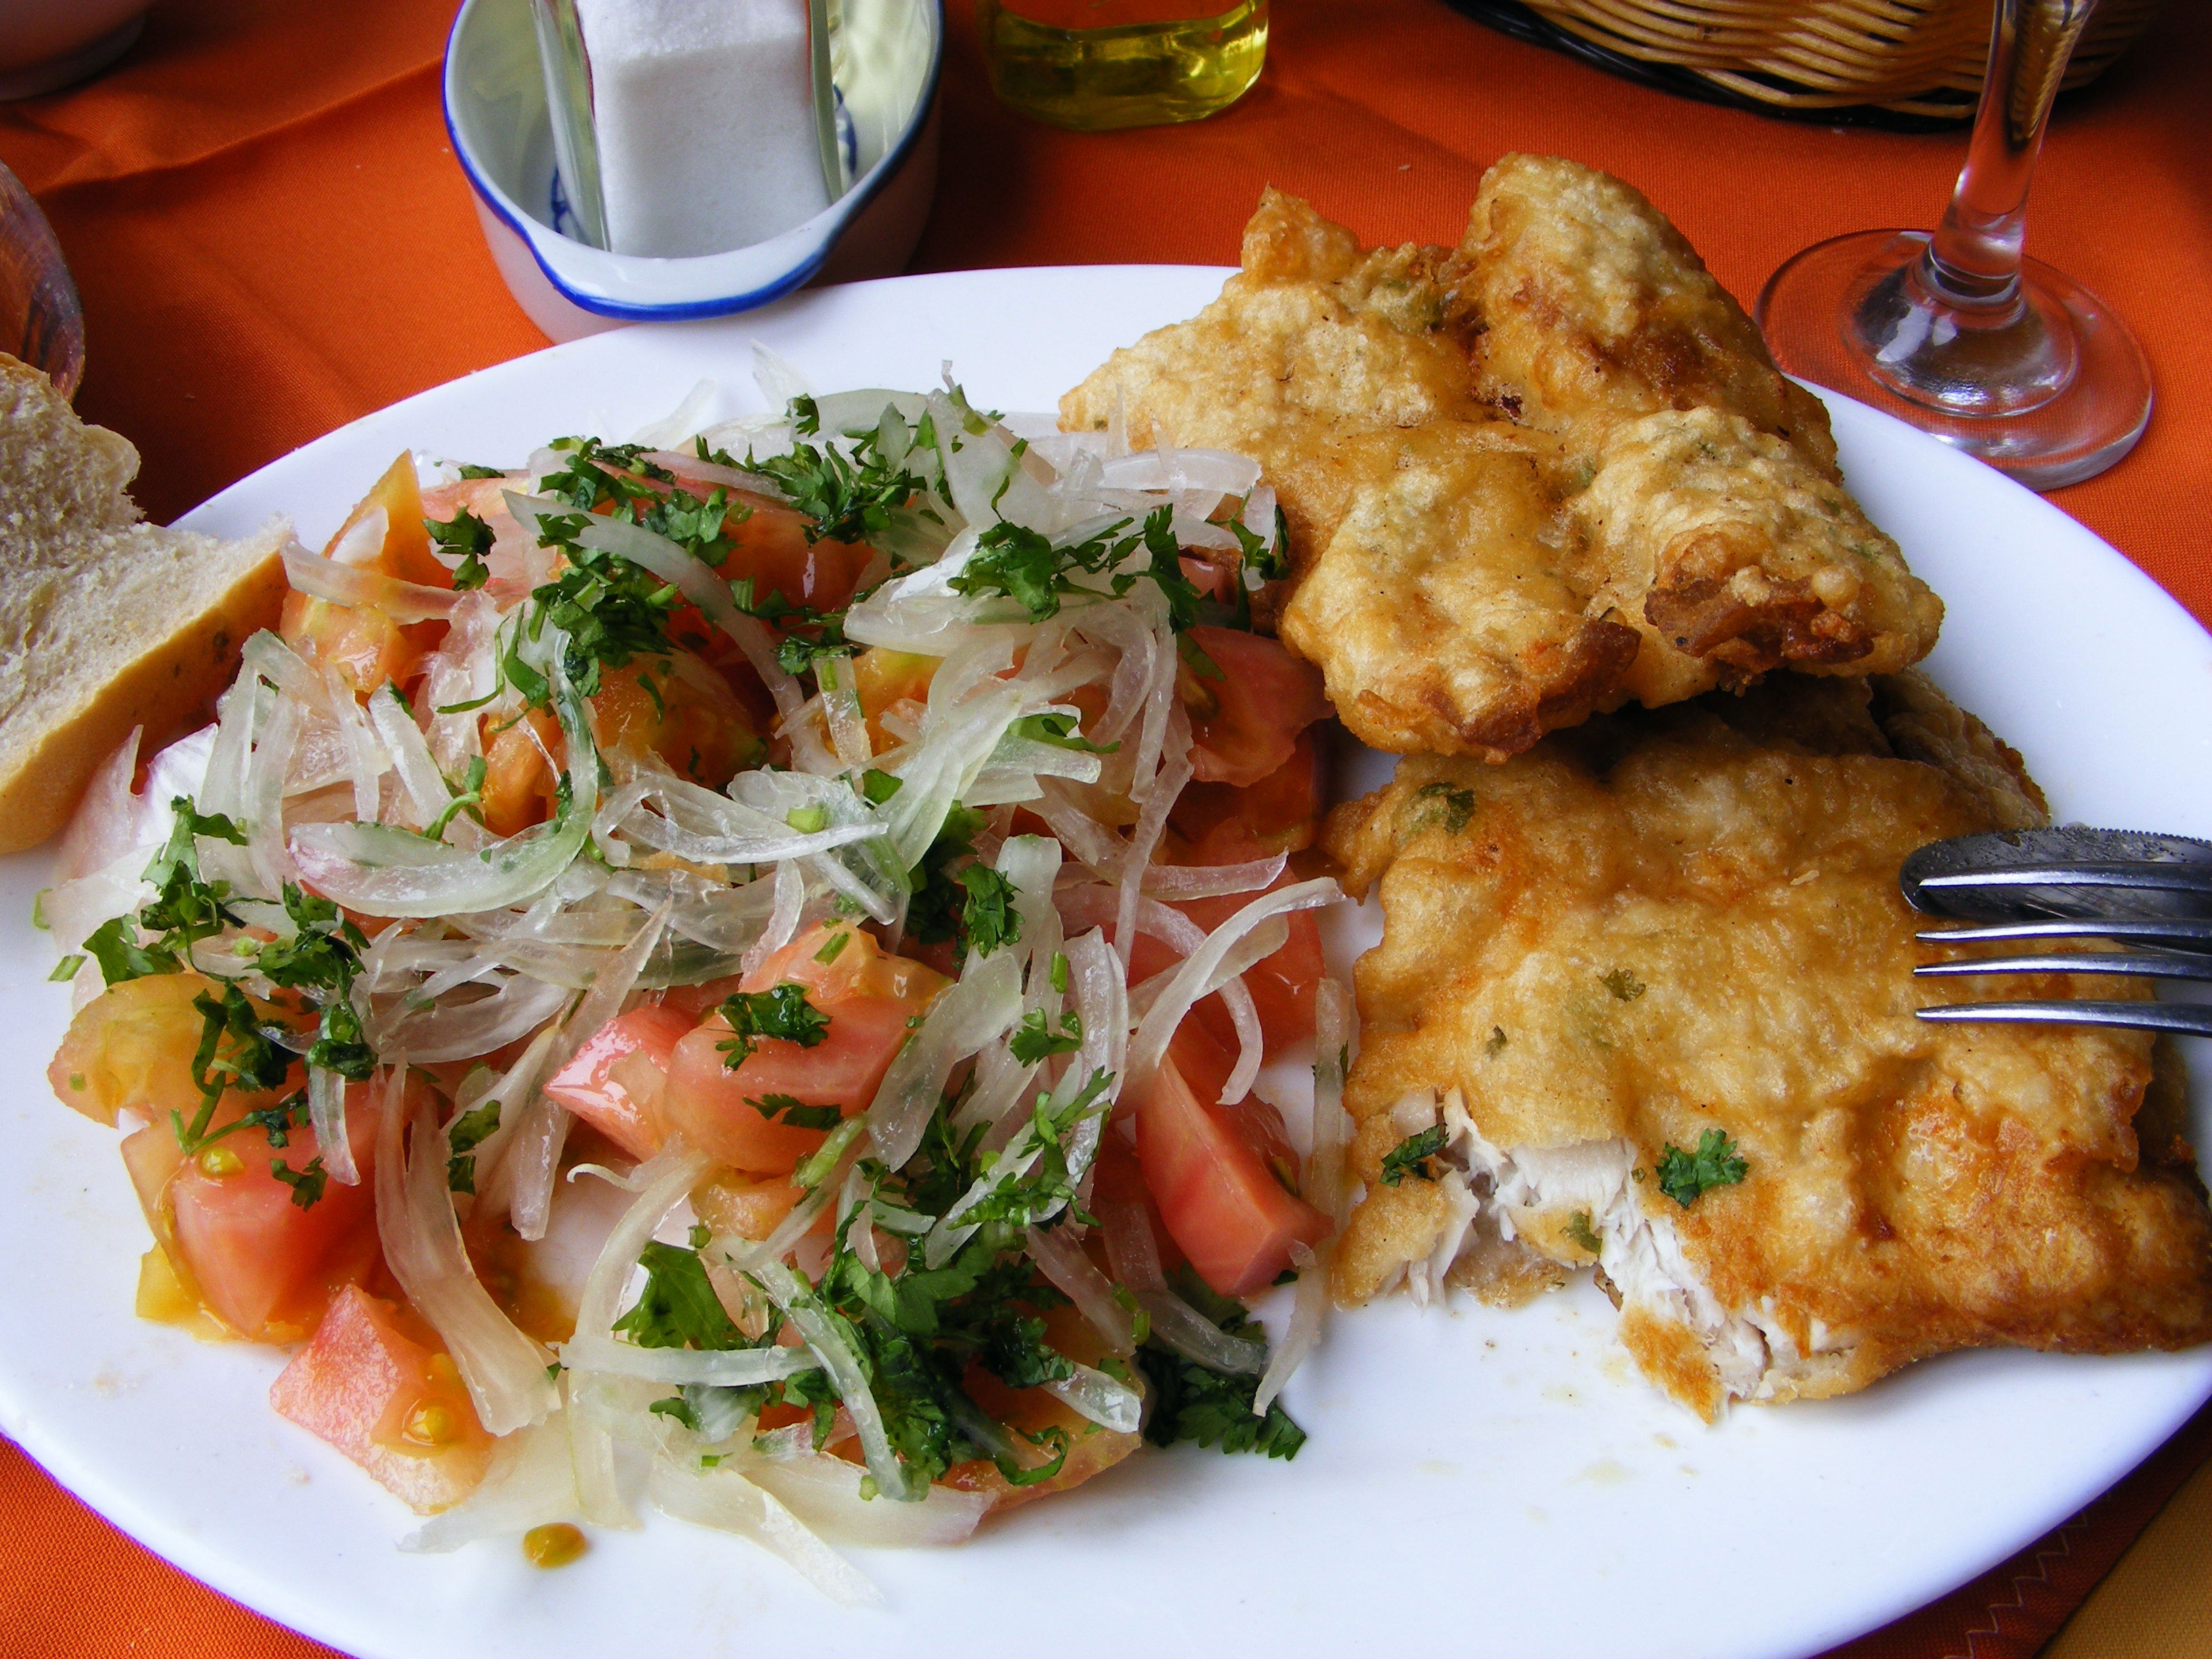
[270, 1285, 493, 1514]
[945, 1298, 1143, 1511]
[658, 924, 951, 1174]
[279, 453, 453, 695]
[151, 1086, 382, 1342]
[542, 1004, 695, 1161]
[1134, 1021, 1328, 1298]
[654, 975, 747, 1023]
[685, 483, 878, 617]
[853, 647, 939, 752]
[1180, 626, 1329, 787]
[1120, 874, 1325, 1061]
[1180, 880, 1326, 1052]
[476, 654, 768, 836]
[50, 972, 285, 1129]
[691, 1167, 809, 1242]
[589, 657, 768, 789]
[1170, 729, 1323, 861]
[476, 706, 564, 837]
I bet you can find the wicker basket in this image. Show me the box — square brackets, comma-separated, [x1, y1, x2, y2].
[1449, 0, 2158, 125]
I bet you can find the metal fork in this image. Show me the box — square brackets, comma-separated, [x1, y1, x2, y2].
[1900, 827, 2212, 1037]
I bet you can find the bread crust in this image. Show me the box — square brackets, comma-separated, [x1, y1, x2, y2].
[0, 354, 289, 853]
[0, 543, 287, 853]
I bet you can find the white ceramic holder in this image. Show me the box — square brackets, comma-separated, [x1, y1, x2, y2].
[443, 0, 943, 342]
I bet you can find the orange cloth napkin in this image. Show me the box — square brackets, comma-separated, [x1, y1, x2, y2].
[3, 3, 2210, 1656]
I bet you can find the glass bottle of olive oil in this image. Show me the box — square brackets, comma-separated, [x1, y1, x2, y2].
[977, 0, 1269, 132]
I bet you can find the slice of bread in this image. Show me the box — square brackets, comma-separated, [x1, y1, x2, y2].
[0, 354, 290, 855]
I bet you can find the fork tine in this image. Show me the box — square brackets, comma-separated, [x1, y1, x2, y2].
[1914, 951, 2212, 981]
[1915, 918, 2212, 954]
[1914, 863, 2212, 901]
[1915, 1000, 2212, 1038]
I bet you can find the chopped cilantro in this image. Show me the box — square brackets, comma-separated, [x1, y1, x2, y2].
[445, 1092, 503, 1194]
[740, 396, 927, 546]
[950, 506, 1203, 632]
[1136, 1317, 1306, 1460]
[268, 1155, 327, 1210]
[424, 507, 494, 591]
[1229, 504, 1292, 583]
[1410, 780, 1476, 835]
[1007, 711, 1118, 754]
[958, 865, 1021, 960]
[1655, 1130, 1748, 1208]
[1008, 1006, 1083, 1065]
[746, 1094, 844, 1132]
[614, 1240, 745, 1350]
[714, 983, 832, 1069]
[1601, 968, 1646, 1002]
[1380, 1124, 1448, 1187]
[1565, 1210, 1602, 1254]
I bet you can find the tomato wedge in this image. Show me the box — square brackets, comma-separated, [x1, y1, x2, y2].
[270, 1285, 493, 1514]
[1134, 1023, 1328, 1298]
[156, 1087, 382, 1342]
[659, 924, 950, 1174]
[1181, 626, 1329, 788]
[542, 1004, 695, 1160]
[280, 452, 454, 694]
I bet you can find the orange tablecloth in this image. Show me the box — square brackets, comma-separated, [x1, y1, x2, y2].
[3, 2, 2209, 1655]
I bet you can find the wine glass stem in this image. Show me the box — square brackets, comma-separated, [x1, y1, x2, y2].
[1924, 0, 2097, 308]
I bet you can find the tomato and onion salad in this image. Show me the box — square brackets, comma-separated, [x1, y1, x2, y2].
[38, 378, 1351, 1590]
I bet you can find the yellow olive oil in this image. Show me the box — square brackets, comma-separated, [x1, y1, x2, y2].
[977, 0, 1269, 132]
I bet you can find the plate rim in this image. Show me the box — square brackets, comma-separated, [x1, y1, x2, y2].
[8, 262, 2207, 1659]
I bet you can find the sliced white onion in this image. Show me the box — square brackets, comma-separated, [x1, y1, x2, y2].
[1140, 853, 1286, 901]
[1023, 1222, 1134, 1357]
[1025, 781, 1124, 872]
[365, 684, 471, 844]
[628, 377, 715, 449]
[572, 1142, 715, 1343]
[373, 1067, 558, 1435]
[1098, 1195, 1265, 1375]
[741, 857, 806, 976]
[559, 1334, 820, 1388]
[493, 902, 669, 1242]
[1311, 977, 1353, 1226]
[306, 1061, 358, 1187]
[283, 541, 459, 621]
[1122, 878, 1340, 1105]
[1253, 1240, 1328, 1418]
[750, 1258, 916, 1503]
[291, 811, 586, 918]
[1044, 1363, 1143, 1434]
[867, 947, 1023, 1168]
[647, 1455, 880, 1605]
[375, 973, 571, 1065]
[746, 1453, 986, 1549]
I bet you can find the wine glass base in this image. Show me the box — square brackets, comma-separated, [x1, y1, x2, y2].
[1757, 230, 2152, 491]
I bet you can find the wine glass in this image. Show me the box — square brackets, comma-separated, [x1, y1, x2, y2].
[1755, 0, 2150, 490]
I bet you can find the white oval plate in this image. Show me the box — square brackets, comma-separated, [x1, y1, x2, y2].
[1, 267, 2207, 1659]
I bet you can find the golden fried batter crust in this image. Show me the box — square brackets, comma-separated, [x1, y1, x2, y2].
[1060, 161, 1942, 759]
[1324, 677, 2212, 1414]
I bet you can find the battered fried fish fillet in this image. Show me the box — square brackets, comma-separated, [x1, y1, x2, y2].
[1323, 674, 2212, 1418]
[1060, 157, 1942, 757]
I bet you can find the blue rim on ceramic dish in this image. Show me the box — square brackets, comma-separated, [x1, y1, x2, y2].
[442, 0, 942, 322]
